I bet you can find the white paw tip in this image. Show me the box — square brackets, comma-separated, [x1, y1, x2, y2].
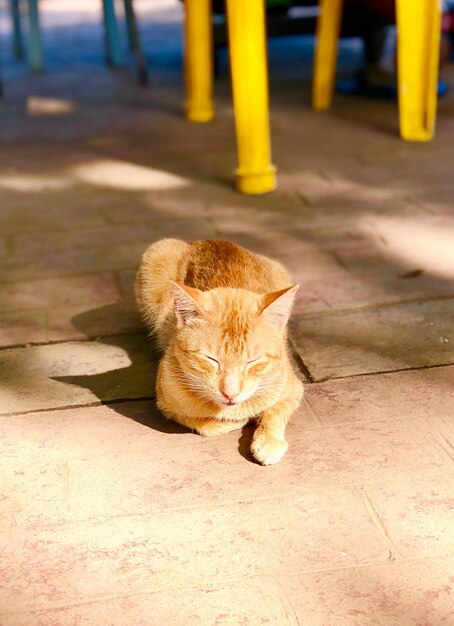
[251, 437, 288, 466]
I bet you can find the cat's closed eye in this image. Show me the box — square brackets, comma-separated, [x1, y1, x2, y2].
[245, 358, 266, 371]
[203, 355, 220, 370]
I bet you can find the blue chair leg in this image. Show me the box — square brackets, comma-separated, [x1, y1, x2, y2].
[27, 0, 44, 72]
[10, 0, 24, 60]
[102, 0, 122, 67]
[124, 0, 135, 51]
[123, 0, 148, 86]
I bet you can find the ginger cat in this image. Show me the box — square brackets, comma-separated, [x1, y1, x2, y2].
[135, 239, 303, 465]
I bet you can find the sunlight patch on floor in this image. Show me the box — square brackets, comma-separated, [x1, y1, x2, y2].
[369, 216, 454, 279]
[71, 160, 190, 191]
[296, 170, 411, 203]
[0, 175, 73, 192]
[27, 96, 77, 116]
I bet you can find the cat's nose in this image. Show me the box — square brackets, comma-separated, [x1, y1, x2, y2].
[220, 390, 239, 405]
[219, 373, 242, 405]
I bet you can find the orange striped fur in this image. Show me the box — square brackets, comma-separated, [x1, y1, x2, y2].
[135, 239, 303, 465]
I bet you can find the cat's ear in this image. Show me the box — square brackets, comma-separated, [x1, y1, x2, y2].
[260, 285, 299, 327]
[170, 281, 206, 327]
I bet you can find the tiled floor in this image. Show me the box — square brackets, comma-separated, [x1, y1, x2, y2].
[1, 1, 453, 624]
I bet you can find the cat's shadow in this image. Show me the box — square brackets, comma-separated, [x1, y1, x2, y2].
[53, 302, 260, 458]
[237, 422, 256, 463]
[53, 302, 186, 435]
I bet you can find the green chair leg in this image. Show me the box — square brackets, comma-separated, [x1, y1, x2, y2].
[10, 0, 24, 60]
[27, 0, 44, 72]
[102, 0, 122, 67]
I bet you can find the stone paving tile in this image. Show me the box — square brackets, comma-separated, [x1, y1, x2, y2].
[293, 169, 407, 207]
[302, 246, 454, 310]
[364, 476, 454, 558]
[259, 235, 454, 313]
[284, 555, 454, 626]
[12, 219, 216, 257]
[334, 246, 454, 302]
[0, 200, 107, 235]
[0, 272, 119, 312]
[291, 299, 454, 380]
[101, 202, 219, 230]
[0, 581, 294, 626]
[0, 310, 48, 348]
[3, 556, 454, 626]
[12, 224, 157, 257]
[0, 226, 215, 283]
[47, 300, 142, 343]
[371, 211, 454, 279]
[1, 400, 451, 532]
[299, 269, 412, 312]
[138, 181, 304, 219]
[210, 200, 363, 236]
[0, 300, 142, 348]
[432, 414, 454, 460]
[0, 456, 71, 534]
[314, 276, 454, 311]
[290, 170, 441, 220]
[0, 241, 147, 283]
[0, 492, 389, 613]
[0, 335, 156, 415]
[118, 270, 137, 299]
[283, 192, 430, 231]
[289, 417, 452, 488]
[304, 366, 454, 425]
[287, 224, 378, 251]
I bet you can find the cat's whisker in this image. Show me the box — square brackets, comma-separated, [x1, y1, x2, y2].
[177, 374, 221, 406]
[183, 384, 213, 395]
[180, 383, 214, 401]
[255, 381, 283, 392]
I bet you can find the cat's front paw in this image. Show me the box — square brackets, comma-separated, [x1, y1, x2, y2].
[196, 419, 245, 437]
[251, 429, 288, 465]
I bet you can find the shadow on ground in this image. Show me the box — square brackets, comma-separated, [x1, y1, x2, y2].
[52, 303, 184, 432]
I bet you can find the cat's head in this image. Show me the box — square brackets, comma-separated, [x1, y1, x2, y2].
[169, 281, 298, 408]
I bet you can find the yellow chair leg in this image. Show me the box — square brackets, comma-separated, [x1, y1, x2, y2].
[396, 0, 441, 141]
[312, 0, 343, 110]
[225, 0, 276, 194]
[183, 0, 214, 122]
